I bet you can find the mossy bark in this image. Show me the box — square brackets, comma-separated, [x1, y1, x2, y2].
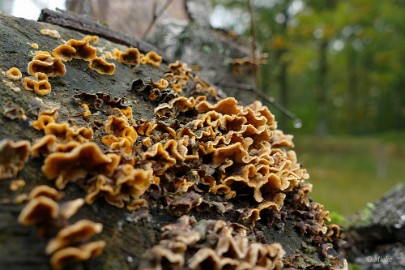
[0, 13, 342, 270]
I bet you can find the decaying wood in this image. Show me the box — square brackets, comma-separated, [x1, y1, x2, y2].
[0, 12, 346, 270]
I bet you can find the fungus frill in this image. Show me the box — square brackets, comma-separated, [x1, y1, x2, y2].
[0, 139, 31, 179]
[42, 142, 120, 189]
[40, 28, 61, 39]
[53, 38, 97, 61]
[18, 196, 59, 226]
[88, 57, 115, 75]
[22, 72, 52, 95]
[114, 47, 141, 66]
[6, 67, 22, 80]
[27, 52, 66, 77]
[45, 219, 103, 254]
[32, 109, 58, 131]
[85, 163, 153, 210]
[49, 240, 106, 270]
[141, 51, 163, 67]
[140, 216, 285, 270]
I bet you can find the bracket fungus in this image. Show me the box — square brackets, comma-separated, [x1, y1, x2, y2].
[40, 28, 61, 39]
[0, 139, 31, 179]
[141, 51, 163, 67]
[45, 219, 103, 254]
[18, 196, 59, 226]
[6, 67, 22, 80]
[27, 52, 66, 77]
[141, 216, 285, 270]
[114, 47, 141, 66]
[88, 57, 115, 75]
[22, 72, 52, 95]
[49, 240, 106, 270]
[42, 142, 120, 189]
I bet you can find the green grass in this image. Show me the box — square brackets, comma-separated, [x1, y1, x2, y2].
[293, 134, 405, 216]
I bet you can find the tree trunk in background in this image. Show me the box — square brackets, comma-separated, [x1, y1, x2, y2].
[65, 0, 189, 39]
[316, 39, 329, 136]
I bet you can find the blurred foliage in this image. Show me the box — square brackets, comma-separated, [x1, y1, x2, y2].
[211, 0, 405, 135]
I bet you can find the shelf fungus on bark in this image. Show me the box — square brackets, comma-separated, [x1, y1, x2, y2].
[53, 38, 97, 61]
[140, 51, 163, 67]
[45, 219, 103, 255]
[42, 142, 120, 189]
[113, 47, 141, 66]
[140, 215, 285, 270]
[22, 72, 52, 95]
[6, 67, 22, 80]
[88, 57, 116, 75]
[27, 52, 66, 77]
[40, 28, 61, 39]
[0, 139, 31, 179]
[49, 240, 106, 270]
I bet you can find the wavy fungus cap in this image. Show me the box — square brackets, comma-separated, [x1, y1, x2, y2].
[114, 47, 141, 66]
[46, 219, 103, 254]
[88, 57, 115, 75]
[42, 142, 120, 189]
[17, 196, 59, 226]
[0, 139, 31, 179]
[6, 67, 22, 80]
[27, 52, 66, 77]
[49, 240, 106, 270]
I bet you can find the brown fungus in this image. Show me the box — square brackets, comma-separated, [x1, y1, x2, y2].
[66, 38, 97, 60]
[18, 196, 59, 226]
[32, 109, 58, 130]
[46, 219, 103, 254]
[42, 142, 120, 189]
[88, 57, 115, 75]
[49, 240, 106, 270]
[141, 51, 163, 67]
[52, 44, 77, 62]
[40, 28, 61, 39]
[28, 185, 63, 201]
[0, 139, 31, 179]
[27, 52, 66, 77]
[6, 67, 22, 80]
[22, 72, 52, 96]
[114, 47, 141, 66]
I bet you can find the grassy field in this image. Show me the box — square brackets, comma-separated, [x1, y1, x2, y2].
[292, 133, 405, 216]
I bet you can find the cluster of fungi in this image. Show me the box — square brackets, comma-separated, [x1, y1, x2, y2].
[0, 26, 347, 269]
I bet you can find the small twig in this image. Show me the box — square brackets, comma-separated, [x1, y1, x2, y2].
[142, 0, 174, 39]
[246, 0, 259, 98]
[217, 81, 301, 125]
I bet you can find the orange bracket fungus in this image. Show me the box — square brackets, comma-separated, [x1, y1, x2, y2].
[40, 28, 61, 39]
[88, 57, 115, 75]
[53, 38, 97, 61]
[6, 67, 22, 80]
[27, 52, 66, 77]
[42, 142, 120, 189]
[49, 240, 106, 270]
[22, 72, 52, 95]
[141, 51, 163, 67]
[0, 139, 31, 179]
[114, 47, 141, 66]
[45, 219, 103, 254]
[18, 196, 59, 226]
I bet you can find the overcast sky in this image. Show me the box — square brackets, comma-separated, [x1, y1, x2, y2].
[11, 0, 65, 20]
